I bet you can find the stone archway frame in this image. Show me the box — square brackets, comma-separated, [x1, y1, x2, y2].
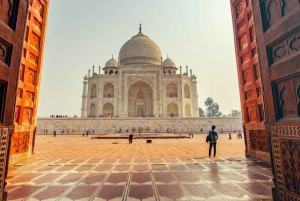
[127, 79, 155, 117]
[121, 70, 161, 114]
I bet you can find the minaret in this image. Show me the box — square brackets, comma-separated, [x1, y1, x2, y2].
[92, 65, 95, 75]
[180, 65, 182, 75]
[88, 69, 91, 78]
[81, 75, 88, 118]
[99, 66, 101, 74]
[190, 69, 192, 77]
[186, 65, 188, 76]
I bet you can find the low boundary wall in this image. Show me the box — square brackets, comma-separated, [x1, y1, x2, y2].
[37, 117, 243, 134]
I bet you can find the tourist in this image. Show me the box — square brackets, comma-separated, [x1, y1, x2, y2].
[53, 130, 56, 137]
[191, 130, 194, 138]
[228, 132, 232, 140]
[208, 125, 218, 157]
[129, 133, 133, 144]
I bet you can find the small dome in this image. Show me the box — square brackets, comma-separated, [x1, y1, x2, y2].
[119, 31, 162, 65]
[104, 57, 118, 68]
[84, 75, 88, 79]
[163, 56, 176, 68]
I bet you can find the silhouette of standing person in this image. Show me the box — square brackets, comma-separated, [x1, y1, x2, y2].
[129, 133, 133, 144]
[208, 125, 218, 157]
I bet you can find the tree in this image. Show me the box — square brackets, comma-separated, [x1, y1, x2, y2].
[205, 97, 222, 117]
[199, 107, 205, 117]
[231, 110, 242, 117]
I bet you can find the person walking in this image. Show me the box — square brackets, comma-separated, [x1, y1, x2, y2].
[128, 133, 133, 144]
[53, 130, 56, 137]
[228, 132, 232, 140]
[208, 125, 218, 157]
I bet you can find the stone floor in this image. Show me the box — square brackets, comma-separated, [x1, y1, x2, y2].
[6, 133, 274, 201]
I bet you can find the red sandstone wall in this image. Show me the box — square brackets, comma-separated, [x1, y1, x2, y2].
[230, 0, 269, 161]
[10, 0, 49, 163]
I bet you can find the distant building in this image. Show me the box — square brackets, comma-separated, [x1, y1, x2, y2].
[82, 25, 199, 118]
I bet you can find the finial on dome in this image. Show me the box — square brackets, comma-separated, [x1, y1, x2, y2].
[139, 23, 142, 33]
[167, 55, 169, 59]
[112, 55, 114, 59]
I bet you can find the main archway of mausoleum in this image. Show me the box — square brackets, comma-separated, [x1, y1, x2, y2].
[128, 80, 153, 117]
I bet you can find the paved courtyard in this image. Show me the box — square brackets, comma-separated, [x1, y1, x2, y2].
[6, 133, 274, 200]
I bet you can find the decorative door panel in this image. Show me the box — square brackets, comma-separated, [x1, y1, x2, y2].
[252, 0, 300, 200]
[0, 0, 29, 199]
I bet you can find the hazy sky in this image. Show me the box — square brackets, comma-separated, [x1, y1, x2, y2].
[38, 0, 241, 117]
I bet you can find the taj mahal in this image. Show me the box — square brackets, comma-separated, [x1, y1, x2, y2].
[81, 25, 199, 118]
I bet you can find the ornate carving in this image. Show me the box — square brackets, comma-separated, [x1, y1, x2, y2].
[236, 3, 244, 18]
[0, 38, 12, 66]
[0, 0, 14, 26]
[0, 128, 9, 198]
[280, 139, 300, 196]
[22, 108, 32, 124]
[265, 0, 282, 28]
[27, 70, 36, 85]
[249, 130, 268, 152]
[245, 90, 253, 100]
[10, 132, 30, 155]
[31, 32, 40, 50]
[127, 76, 154, 87]
[274, 77, 299, 119]
[29, 53, 38, 65]
[289, 36, 300, 51]
[269, 32, 300, 64]
[273, 45, 286, 59]
[239, 34, 247, 50]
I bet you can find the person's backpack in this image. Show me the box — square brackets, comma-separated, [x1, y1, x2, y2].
[206, 134, 211, 143]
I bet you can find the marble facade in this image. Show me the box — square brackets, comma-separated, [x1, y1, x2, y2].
[81, 26, 199, 118]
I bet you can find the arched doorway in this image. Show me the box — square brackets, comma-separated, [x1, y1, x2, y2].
[103, 103, 114, 117]
[167, 102, 178, 117]
[128, 81, 153, 117]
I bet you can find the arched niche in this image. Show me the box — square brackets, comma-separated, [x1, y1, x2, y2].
[103, 83, 114, 98]
[103, 102, 114, 117]
[89, 103, 96, 117]
[167, 83, 177, 97]
[184, 84, 190, 98]
[90, 84, 96, 99]
[185, 103, 191, 116]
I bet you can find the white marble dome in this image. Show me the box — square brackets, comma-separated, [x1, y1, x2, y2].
[119, 32, 162, 65]
[163, 57, 176, 68]
[104, 57, 118, 68]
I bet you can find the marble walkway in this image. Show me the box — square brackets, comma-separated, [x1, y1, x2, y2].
[6, 134, 274, 201]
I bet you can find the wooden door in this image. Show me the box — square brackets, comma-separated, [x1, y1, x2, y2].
[252, 1, 300, 200]
[0, 0, 29, 199]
